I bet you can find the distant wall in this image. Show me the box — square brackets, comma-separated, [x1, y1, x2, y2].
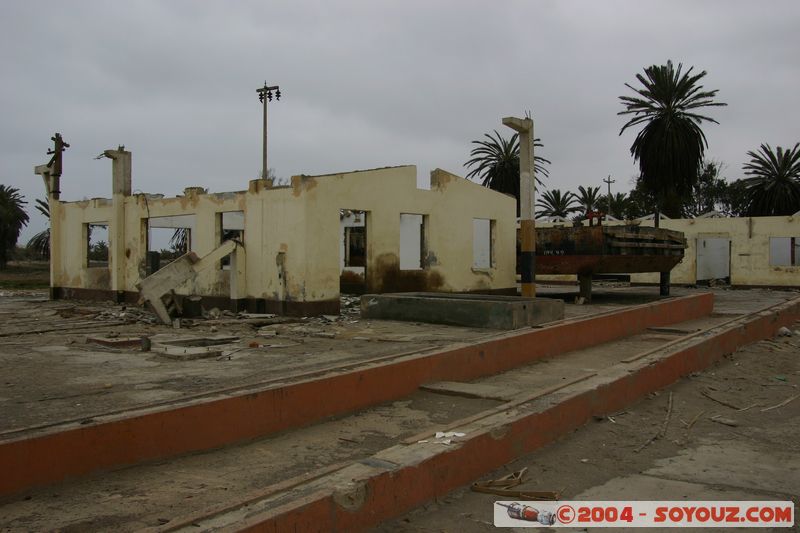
[534, 215, 800, 287]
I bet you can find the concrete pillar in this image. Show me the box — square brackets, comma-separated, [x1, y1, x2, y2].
[503, 116, 536, 297]
[34, 165, 61, 299]
[230, 245, 247, 308]
[105, 149, 131, 299]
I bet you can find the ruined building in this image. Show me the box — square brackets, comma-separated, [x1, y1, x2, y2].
[36, 149, 517, 316]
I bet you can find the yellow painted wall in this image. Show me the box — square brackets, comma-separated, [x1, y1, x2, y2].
[51, 165, 517, 303]
[534, 216, 800, 287]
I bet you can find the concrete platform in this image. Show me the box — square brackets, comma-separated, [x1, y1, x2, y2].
[162, 295, 800, 532]
[0, 293, 711, 499]
[360, 292, 565, 329]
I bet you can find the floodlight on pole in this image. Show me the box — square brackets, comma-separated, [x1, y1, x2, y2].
[256, 82, 281, 180]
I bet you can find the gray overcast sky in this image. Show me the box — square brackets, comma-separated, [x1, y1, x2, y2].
[2, 0, 799, 241]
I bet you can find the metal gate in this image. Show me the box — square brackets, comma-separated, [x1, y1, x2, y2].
[696, 237, 730, 281]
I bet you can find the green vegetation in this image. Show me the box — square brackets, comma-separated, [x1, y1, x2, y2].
[0, 185, 29, 270]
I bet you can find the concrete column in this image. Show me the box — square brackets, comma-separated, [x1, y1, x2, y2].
[34, 165, 60, 298]
[106, 149, 132, 299]
[503, 116, 536, 297]
[230, 246, 247, 307]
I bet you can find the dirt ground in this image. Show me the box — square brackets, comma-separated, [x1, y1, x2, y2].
[378, 321, 800, 532]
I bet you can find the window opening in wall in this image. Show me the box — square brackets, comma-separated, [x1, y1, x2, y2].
[220, 211, 244, 270]
[770, 237, 800, 266]
[400, 213, 425, 270]
[147, 214, 195, 274]
[473, 218, 494, 269]
[340, 209, 367, 294]
[87, 223, 109, 267]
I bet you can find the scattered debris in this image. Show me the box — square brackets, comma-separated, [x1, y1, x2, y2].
[434, 431, 465, 439]
[777, 326, 792, 337]
[470, 468, 560, 500]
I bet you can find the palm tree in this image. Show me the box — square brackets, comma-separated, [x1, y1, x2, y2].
[618, 60, 726, 220]
[26, 199, 51, 259]
[536, 189, 579, 218]
[575, 185, 602, 215]
[465, 130, 551, 215]
[741, 143, 800, 216]
[601, 192, 632, 219]
[0, 185, 29, 269]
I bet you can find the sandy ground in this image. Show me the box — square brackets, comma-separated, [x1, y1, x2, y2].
[377, 322, 800, 532]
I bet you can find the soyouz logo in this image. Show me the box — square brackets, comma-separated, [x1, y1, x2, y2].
[493, 501, 794, 528]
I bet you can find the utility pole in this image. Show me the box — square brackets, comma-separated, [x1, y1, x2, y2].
[256, 82, 281, 180]
[503, 114, 536, 298]
[603, 175, 614, 217]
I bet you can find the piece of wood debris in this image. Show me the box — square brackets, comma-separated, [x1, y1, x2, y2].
[635, 392, 673, 453]
[760, 393, 800, 412]
[710, 415, 738, 427]
[701, 389, 741, 410]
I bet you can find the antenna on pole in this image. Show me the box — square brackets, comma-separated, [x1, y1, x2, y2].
[603, 174, 615, 216]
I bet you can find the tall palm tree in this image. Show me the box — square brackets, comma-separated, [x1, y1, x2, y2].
[575, 185, 602, 214]
[741, 143, 800, 216]
[26, 199, 51, 259]
[618, 60, 726, 219]
[465, 130, 551, 215]
[536, 189, 579, 218]
[0, 185, 29, 269]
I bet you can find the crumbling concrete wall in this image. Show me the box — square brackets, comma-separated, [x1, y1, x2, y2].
[49, 160, 516, 315]
[629, 215, 800, 286]
[534, 215, 800, 287]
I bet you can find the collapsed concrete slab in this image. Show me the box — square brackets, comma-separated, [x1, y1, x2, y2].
[360, 292, 564, 329]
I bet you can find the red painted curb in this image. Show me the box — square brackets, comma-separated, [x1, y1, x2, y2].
[203, 295, 800, 532]
[0, 294, 712, 499]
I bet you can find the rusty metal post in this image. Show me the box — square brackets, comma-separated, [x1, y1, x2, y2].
[503, 116, 536, 297]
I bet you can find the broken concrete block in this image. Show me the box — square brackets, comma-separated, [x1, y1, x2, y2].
[360, 292, 564, 329]
[86, 336, 144, 349]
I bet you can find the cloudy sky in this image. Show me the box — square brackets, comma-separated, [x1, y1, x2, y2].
[2, 0, 798, 241]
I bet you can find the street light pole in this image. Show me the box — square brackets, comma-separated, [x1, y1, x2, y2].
[256, 82, 281, 180]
